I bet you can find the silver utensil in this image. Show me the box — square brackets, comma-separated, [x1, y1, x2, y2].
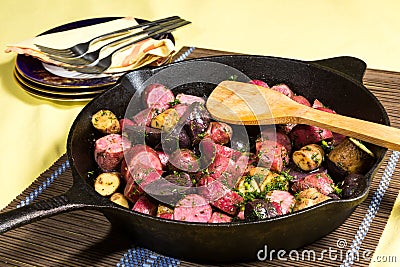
[63, 20, 190, 74]
[35, 16, 181, 58]
[43, 17, 186, 66]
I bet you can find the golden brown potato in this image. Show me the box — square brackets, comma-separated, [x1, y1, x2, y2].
[259, 171, 289, 192]
[110, 193, 129, 208]
[236, 175, 260, 195]
[150, 108, 179, 132]
[292, 144, 324, 171]
[248, 167, 270, 179]
[327, 137, 374, 179]
[293, 188, 331, 211]
[94, 172, 121, 197]
[91, 109, 120, 134]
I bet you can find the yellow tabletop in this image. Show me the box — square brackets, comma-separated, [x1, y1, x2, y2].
[1, 0, 399, 266]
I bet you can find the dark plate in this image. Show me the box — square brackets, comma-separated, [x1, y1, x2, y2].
[13, 69, 100, 102]
[15, 17, 175, 89]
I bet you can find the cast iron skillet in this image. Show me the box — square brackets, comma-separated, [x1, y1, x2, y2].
[0, 55, 389, 263]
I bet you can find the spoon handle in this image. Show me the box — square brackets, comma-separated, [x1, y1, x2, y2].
[299, 107, 400, 151]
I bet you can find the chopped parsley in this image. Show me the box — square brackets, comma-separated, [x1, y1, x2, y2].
[168, 98, 181, 107]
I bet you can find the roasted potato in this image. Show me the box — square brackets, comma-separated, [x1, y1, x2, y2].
[326, 137, 374, 182]
[110, 192, 129, 208]
[244, 199, 281, 221]
[236, 175, 261, 195]
[293, 188, 331, 211]
[92, 109, 120, 134]
[259, 171, 289, 192]
[340, 173, 367, 199]
[94, 172, 121, 196]
[151, 108, 180, 132]
[292, 144, 324, 172]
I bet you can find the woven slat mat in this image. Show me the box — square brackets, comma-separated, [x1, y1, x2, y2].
[1, 47, 399, 267]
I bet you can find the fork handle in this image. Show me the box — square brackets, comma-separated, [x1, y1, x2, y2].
[89, 17, 184, 55]
[90, 15, 181, 44]
[109, 20, 191, 54]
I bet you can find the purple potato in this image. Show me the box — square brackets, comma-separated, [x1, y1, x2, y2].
[244, 199, 281, 221]
[123, 125, 161, 147]
[145, 172, 193, 205]
[340, 173, 367, 199]
[181, 102, 211, 145]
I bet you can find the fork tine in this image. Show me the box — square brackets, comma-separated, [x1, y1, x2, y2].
[63, 20, 191, 74]
[34, 16, 181, 58]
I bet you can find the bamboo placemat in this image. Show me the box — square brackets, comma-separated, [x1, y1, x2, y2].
[0, 47, 399, 267]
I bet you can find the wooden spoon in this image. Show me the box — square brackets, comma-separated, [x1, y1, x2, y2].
[206, 80, 400, 151]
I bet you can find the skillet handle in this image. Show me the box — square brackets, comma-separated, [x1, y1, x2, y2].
[309, 56, 367, 83]
[0, 180, 113, 234]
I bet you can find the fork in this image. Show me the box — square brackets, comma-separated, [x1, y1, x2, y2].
[63, 20, 191, 74]
[45, 17, 186, 66]
[35, 16, 181, 58]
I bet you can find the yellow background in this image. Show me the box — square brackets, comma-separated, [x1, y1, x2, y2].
[0, 0, 399, 266]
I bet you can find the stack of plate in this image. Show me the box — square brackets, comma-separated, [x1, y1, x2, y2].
[13, 53, 120, 101]
[12, 17, 174, 101]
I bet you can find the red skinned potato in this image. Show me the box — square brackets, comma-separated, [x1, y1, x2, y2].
[132, 195, 158, 216]
[266, 190, 295, 215]
[291, 172, 334, 195]
[123, 164, 162, 204]
[289, 124, 333, 150]
[291, 95, 311, 107]
[141, 83, 175, 111]
[205, 121, 233, 145]
[173, 194, 213, 223]
[173, 103, 189, 117]
[197, 176, 229, 202]
[197, 176, 243, 216]
[119, 118, 135, 129]
[249, 79, 269, 88]
[206, 142, 242, 180]
[260, 129, 292, 155]
[212, 190, 243, 216]
[94, 134, 131, 171]
[168, 149, 200, 173]
[124, 144, 163, 171]
[256, 139, 289, 172]
[176, 93, 205, 105]
[312, 99, 325, 109]
[270, 84, 294, 98]
[132, 108, 158, 126]
[122, 144, 163, 183]
[208, 212, 233, 223]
